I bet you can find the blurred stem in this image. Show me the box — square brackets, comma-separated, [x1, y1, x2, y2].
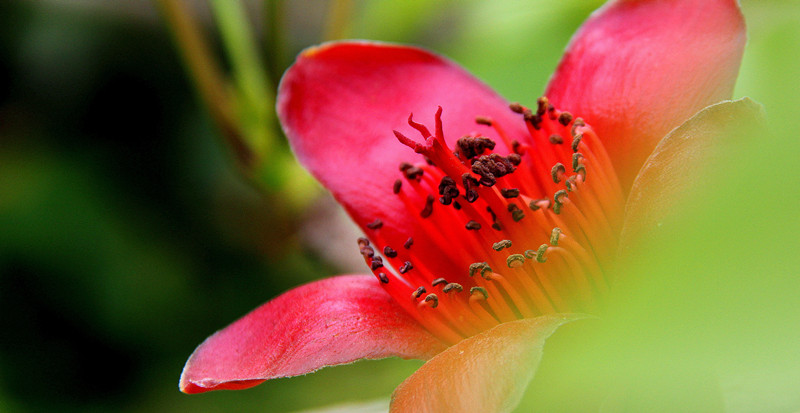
[324, 0, 355, 40]
[263, 0, 286, 87]
[209, 0, 274, 159]
[154, 0, 255, 171]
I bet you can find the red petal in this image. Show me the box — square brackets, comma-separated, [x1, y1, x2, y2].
[545, 0, 745, 191]
[390, 315, 584, 413]
[277, 42, 526, 263]
[179, 275, 446, 394]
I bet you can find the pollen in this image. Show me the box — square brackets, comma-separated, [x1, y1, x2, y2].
[357, 98, 624, 345]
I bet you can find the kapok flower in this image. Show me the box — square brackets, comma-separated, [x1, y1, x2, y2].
[180, 0, 746, 410]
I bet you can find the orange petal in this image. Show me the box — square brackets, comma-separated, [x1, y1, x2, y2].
[389, 314, 584, 413]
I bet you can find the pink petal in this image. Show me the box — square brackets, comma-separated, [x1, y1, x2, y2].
[545, 0, 746, 191]
[277, 41, 527, 272]
[179, 275, 446, 394]
[390, 315, 584, 413]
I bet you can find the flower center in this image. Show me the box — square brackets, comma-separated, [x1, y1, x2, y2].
[358, 97, 624, 345]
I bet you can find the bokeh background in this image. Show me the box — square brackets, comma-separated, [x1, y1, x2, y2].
[1, 0, 798, 412]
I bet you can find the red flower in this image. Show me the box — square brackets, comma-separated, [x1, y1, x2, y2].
[180, 0, 746, 410]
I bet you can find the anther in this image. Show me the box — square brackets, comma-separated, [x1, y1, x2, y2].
[492, 239, 512, 251]
[507, 253, 526, 268]
[465, 221, 482, 230]
[404, 237, 414, 249]
[509, 102, 524, 114]
[462, 173, 480, 203]
[500, 188, 520, 198]
[378, 272, 389, 284]
[443, 283, 463, 293]
[551, 163, 566, 183]
[536, 97, 549, 116]
[432, 278, 448, 287]
[536, 244, 549, 263]
[549, 134, 564, 144]
[360, 245, 374, 258]
[438, 176, 460, 205]
[393, 179, 402, 194]
[412, 286, 427, 300]
[475, 116, 493, 126]
[366, 219, 383, 230]
[565, 175, 577, 191]
[550, 227, 562, 246]
[456, 136, 496, 160]
[383, 246, 398, 258]
[424, 293, 439, 308]
[357, 237, 370, 248]
[507, 203, 525, 222]
[572, 153, 584, 171]
[571, 134, 583, 152]
[553, 190, 568, 215]
[470, 286, 489, 300]
[420, 194, 435, 218]
[399, 261, 414, 274]
[558, 112, 574, 126]
[371, 256, 384, 270]
[528, 198, 549, 211]
[574, 165, 587, 180]
[469, 262, 492, 278]
[507, 153, 522, 166]
[524, 249, 536, 259]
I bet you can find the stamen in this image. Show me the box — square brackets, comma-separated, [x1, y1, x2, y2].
[443, 283, 463, 293]
[366, 219, 383, 229]
[506, 254, 525, 268]
[432, 278, 448, 287]
[404, 237, 414, 249]
[399, 261, 414, 274]
[492, 240, 512, 251]
[424, 293, 439, 308]
[383, 246, 398, 258]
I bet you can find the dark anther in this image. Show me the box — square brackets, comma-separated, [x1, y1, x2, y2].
[507, 203, 525, 222]
[501, 188, 520, 198]
[412, 286, 427, 300]
[469, 262, 491, 278]
[420, 194, 435, 218]
[399, 261, 414, 274]
[453, 201, 462, 210]
[528, 198, 550, 211]
[424, 156, 435, 166]
[462, 173, 480, 203]
[507, 153, 522, 166]
[509, 102, 524, 114]
[558, 112, 574, 126]
[554, 190, 568, 215]
[403, 165, 424, 181]
[371, 256, 384, 270]
[507, 253, 525, 268]
[492, 239, 512, 251]
[366, 219, 383, 229]
[378, 272, 389, 284]
[548, 103, 556, 119]
[432, 278, 448, 287]
[393, 179, 402, 194]
[465, 221, 482, 230]
[487, 207, 497, 221]
[404, 237, 414, 249]
[550, 227, 562, 246]
[551, 163, 566, 183]
[524, 249, 536, 259]
[511, 140, 523, 154]
[472, 153, 516, 187]
[456, 135, 497, 160]
[536, 244, 549, 263]
[571, 134, 583, 152]
[360, 245, 375, 258]
[475, 116, 493, 126]
[565, 176, 577, 191]
[424, 293, 439, 308]
[536, 97, 549, 116]
[572, 153, 584, 171]
[492, 223, 502, 231]
[399, 162, 412, 172]
[571, 117, 586, 135]
[443, 283, 463, 293]
[383, 246, 398, 258]
[549, 134, 564, 144]
[470, 286, 489, 300]
[357, 237, 370, 248]
[438, 176, 460, 205]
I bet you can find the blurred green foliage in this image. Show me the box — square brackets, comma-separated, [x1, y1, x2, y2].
[0, 1, 797, 412]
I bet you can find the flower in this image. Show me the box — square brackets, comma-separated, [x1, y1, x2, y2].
[179, 0, 747, 410]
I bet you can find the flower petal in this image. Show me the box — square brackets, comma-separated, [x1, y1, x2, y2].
[179, 275, 446, 394]
[389, 314, 584, 413]
[545, 0, 746, 190]
[277, 41, 527, 263]
[619, 98, 765, 257]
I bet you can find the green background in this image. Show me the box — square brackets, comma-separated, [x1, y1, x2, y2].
[1, 1, 797, 412]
